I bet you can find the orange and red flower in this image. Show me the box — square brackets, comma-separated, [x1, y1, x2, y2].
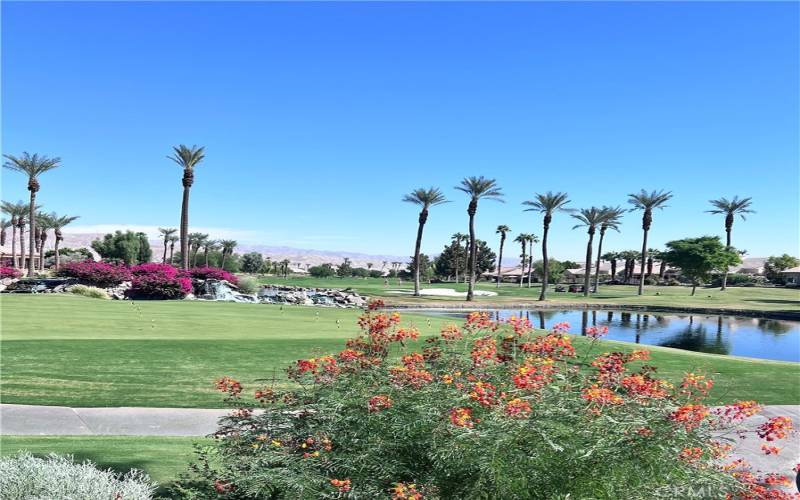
[330, 478, 351, 492]
[368, 394, 393, 413]
[504, 398, 532, 418]
[449, 407, 475, 428]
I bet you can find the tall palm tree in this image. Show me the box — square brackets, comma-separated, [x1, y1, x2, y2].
[602, 251, 621, 283]
[158, 228, 178, 264]
[188, 232, 208, 267]
[167, 234, 179, 265]
[526, 234, 540, 288]
[48, 212, 80, 270]
[1, 201, 28, 269]
[451, 232, 468, 283]
[571, 207, 610, 297]
[203, 239, 218, 267]
[628, 189, 673, 295]
[220, 240, 237, 269]
[168, 145, 205, 270]
[281, 258, 291, 278]
[456, 177, 504, 301]
[403, 187, 448, 296]
[593, 206, 625, 292]
[707, 196, 755, 291]
[523, 191, 572, 301]
[514, 233, 532, 288]
[495, 225, 511, 288]
[3, 152, 62, 277]
[36, 212, 53, 269]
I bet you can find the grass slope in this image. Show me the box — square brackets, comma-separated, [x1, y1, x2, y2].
[258, 276, 800, 314]
[1, 295, 798, 406]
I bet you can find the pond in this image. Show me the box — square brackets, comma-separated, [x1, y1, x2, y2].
[409, 308, 800, 362]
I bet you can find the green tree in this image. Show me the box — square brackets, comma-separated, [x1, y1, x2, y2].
[571, 207, 609, 296]
[188, 232, 208, 267]
[309, 263, 336, 278]
[168, 144, 205, 270]
[405, 254, 434, 282]
[91, 230, 152, 265]
[456, 176, 504, 301]
[1, 201, 32, 269]
[403, 187, 448, 296]
[628, 189, 673, 295]
[220, 240, 238, 269]
[337, 257, 353, 278]
[240, 252, 264, 274]
[3, 152, 61, 277]
[764, 254, 800, 284]
[660, 236, 741, 296]
[514, 233, 533, 288]
[532, 258, 565, 285]
[158, 228, 177, 264]
[602, 251, 621, 282]
[495, 225, 511, 288]
[167, 235, 179, 265]
[523, 191, 572, 301]
[593, 207, 625, 292]
[435, 240, 495, 279]
[706, 196, 755, 291]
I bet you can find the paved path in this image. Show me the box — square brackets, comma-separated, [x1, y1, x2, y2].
[2, 403, 799, 491]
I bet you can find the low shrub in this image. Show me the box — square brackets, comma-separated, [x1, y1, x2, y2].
[174, 305, 795, 499]
[56, 260, 131, 288]
[69, 284, 111, 300]
[0, 452, 156, 500]
[189, 266, 239, 284]
[710, 273, 767, 288]
[129, 272, 192, 300]
[130, 262, 179, 277]
[1, 266, 22, 279]
[236, 276, 259, 295]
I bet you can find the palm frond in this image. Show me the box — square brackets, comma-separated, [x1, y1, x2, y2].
[402, 187, 448, 207]
[455, 176, 505, 202]
[3, 152, 62, 178]
[522, 191, 572, 214]
[627, 189, 673, 210]
[168, 145, 205, 169]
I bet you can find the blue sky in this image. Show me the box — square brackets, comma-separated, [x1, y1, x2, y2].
[2, 1, 798, 260]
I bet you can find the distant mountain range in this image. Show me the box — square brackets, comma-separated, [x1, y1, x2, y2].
[54, 233, 410, 269]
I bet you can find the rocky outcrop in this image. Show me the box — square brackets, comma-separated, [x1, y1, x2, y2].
[257, 285, 367, 308]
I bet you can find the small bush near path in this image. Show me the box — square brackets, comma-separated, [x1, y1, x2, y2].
[69, 284, 111, 300]
[1, 266, 22, 279]
[236, 276, 259, 295]
[174, 302, 796, 499]
[0, 452, 156, 499]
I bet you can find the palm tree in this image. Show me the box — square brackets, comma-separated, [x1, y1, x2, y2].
[168, 145, 205, 270]
[593, 206, 625, 292]
[203, 239, 218, 267]
[526, 234, 540, 288]
[1, 201, 27, 269]
[646, 248, 659, 278]
[523, 191, 572, 301]
[602, 251, 620, 283]
[281, 259, 290, 278]
[514, 233, 532, 288]
[158, 228, 178, 264]
[628, 189, 673, 295]
[495, 225, 511, 288]
[220, 240, 237, 269]
[36, 212, 53, 269]
[167, 235, 179, 265]
[456, 177, 504, 301]
[571, 207, 610, 297]
[3, 152, 62, 277]
[403, 187, 448, 296]
[188, 232, 208, 267]
[451, 232, 468, 283]
[707, 196, 755, 290]
[48, 212, 79, 270]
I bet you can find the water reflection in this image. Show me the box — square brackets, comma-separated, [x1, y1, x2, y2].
[414, 308, 800, 362]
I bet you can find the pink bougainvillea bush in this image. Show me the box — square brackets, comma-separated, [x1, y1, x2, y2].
[129, 263, 192, 299]
[172, 303, 797, 499]
[56, 260, 131, 288]
[186, 266, 239, 285]
[1, 266, 22, 279]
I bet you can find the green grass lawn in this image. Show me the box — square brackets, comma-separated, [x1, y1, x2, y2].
[0, 435, 203, 488]
[258, 276, 800, 314]
[2, 294, 798, 406]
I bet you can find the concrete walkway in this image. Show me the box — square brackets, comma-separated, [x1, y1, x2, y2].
[1, 403, 798, 491]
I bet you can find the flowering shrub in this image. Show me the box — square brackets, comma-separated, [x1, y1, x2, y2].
[127, 263, 191, 299]
[0, 452, 155, 499]
[174, 309, 796, 499]
[0, 266, 22, 279]
[187, 266, 239, 285]
[56, 260, 131, 287]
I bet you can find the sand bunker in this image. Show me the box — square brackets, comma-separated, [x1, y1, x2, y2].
[386, 288, 497, 298]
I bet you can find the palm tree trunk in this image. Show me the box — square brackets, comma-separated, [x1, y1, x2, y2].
[180, 185, 190, 270]
[169, 243, 175, 265]
[162, 238, 168, 264]
[538, 217, 550, 301]
[54, 238, 61, 271]
[519, 243, 526, 288]
[583, 230, 594, 297]
[467, 204, 477, 302]
[412, 210, 427, 297]
[593, 229, 606, 292]
[527, 241, 534, 287]
[496, 236, 504, 288]
[28, 192, 36, 277]
[638, 229, 649, 295]
[221, 250, 228, 270]
[19, 225, 26, 273]
[691, 282, 697, 296]
[721, 226, 732, 291]
[610, 259, 617, 282]
[454, 244, 460, 284]
[204, 249, 209, 267]
[11, 226, 17, 269]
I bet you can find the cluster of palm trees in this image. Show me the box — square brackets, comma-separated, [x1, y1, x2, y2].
[156, 227, 238, 269]
[404, 176, 755, 302]
[2, 153, 79, 276]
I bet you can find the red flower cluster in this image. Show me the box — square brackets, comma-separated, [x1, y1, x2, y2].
[0, 266, 21, 279]
[584, 325, 609, 339]
[215, 376, 242, 397]
[504, 398, 532, 418]
[464, 311, 497, 332]
[440, 324, 463, 341]
[254, 387, 277, 404]
[756, 416, 793, 441]
[621, 373, 671, 400]
[391, 482, 424, 500]
[669, 404, 709, 431]
[470, 336, 498, 367]
[552, 321, 570, 332]
[368, 394, 393, 413]
[678, 447, 703, 463]
[761, 444, 781, 455]
[680, 372, 714, 399]
[506, 316, 533, 336]
[590, 350, 648, 385]
[581, 385, 624, 406]
[714, 400, 763, 423]
[520, 333, 575, 361]
[449, 407, 475, 428]
[513, 359, 556, 391]
[292, 355, 339, 382]
[389, 354, 434, 389]
[214, 480, 233, 493]
[469, 381, 499, 407]
[391, 327, 420, 342]
[330, 478, 351, 492]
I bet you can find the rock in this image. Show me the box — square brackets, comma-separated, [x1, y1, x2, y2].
[106, 281, 131, 300]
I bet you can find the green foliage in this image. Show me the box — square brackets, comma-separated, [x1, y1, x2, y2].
[306, 264, 334, 278]
[240, 252, 264, 274]
[532, 258, 566, 284]
[236, 276, 259, 295]
[68, 285, 111, 300]
[661, 237, 741, 293]
[434, 240, 495, 278]
[710, 273, 766, 288]
[764, 254, 800, 284]
[404, 254, 434, 281]
[91, 231, 152, 265]
[337, 258, 353, 278]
